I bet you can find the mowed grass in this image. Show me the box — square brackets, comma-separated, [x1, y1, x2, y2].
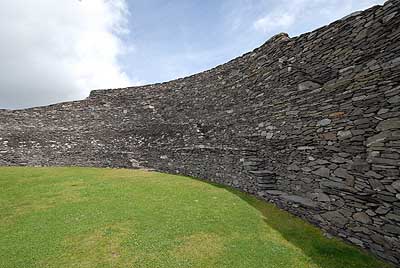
[0, 167, 392, 268]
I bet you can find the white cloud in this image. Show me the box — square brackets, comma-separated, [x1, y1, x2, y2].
[254, 13, 296, 33]
[253, 0, 386, 34]
[0, 0, 136, 109]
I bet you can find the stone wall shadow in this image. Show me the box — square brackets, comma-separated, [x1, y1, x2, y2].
[220, 186, 393, 268]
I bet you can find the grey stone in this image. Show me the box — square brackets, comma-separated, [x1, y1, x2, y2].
[316, 193, 331, 202]
[383, 224, 400, 235]
[313, 167, 330, 177]
[351, 159, 370, 172]
[353, 212, 371, 224]
[337, 130, 353, 140]
[369, 179, 384, 191]
[367, 131, 392, 147]
[383, 11, 398, 23]
[388, 95, 400, 104]
[330, 156, 348, 164]
[376, 118, 400, 131]
[333, 168, 354, 180]
[281, 195, 317, 208]
[298, 81, 321, 91]
[375, 206, 391, 215]
[354, 28, 368, 42]
[392, 181, 400, 192]
[315, 159, 330, 165]
[287, 164, 300, 171]
[386, 213, 400, 222]
[377, 108, 389, 115]
[321, 211, 348, 227]
[265, 190, 285, 196]
[297, 146, 315, 150]
[367, 157, 399, 166]
[348, 237, 364, 247]
[352, 95, 368, 102]
[321, 180, 354, 192]
[365, 171, 383, 179]
[317, 118, 332, 127]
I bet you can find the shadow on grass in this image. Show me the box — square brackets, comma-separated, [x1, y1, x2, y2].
[218, 185, 392, 268]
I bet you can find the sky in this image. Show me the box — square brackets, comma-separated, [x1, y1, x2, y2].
[0, 0, 386, 109]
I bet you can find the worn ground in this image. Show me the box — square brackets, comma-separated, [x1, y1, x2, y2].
[0, 167, 392, 268]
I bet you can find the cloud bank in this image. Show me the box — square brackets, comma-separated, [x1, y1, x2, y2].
[0, 0, 133, 109]
[253, 0, 385, 34]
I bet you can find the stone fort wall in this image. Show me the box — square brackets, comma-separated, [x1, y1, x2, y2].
[1, 0, 400, 264]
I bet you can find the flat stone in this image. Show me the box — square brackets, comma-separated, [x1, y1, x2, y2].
[281, 195, 317, 208]
[367, 157, 399, 166]
[375, 206, 391, 215]
[321, 211, 348, 227]
[334, 168, 354, 180]
[286, 110, 299, 116]
[339, 66, 355, 74]
[351, 159, 370, 172]
[297, 146, 315, 150]
[369, 179, 384, 191]
[321, 180, 353, 192]
[370, 233, 386, 245]
[386, 213, 400, 222]
[352, 95, 367, 101]
[287, 164, 300, 171]
[382, 224, 400, 235]
[383, 11, 398, 23]
[330, 156, 348, 164]
[376, 118, 400, 131]
[315, 159, 330, 165]
[352, 226, 371, 234]
[337, 130, 352, 140]
[392, 181, 400, 192]
[317, 118, 332, 127]
[377, 108, 389, 115]
[348, 237, 364, 247]
[365, 170, 383, 179]
[265, 190, 285, 196]
[313, 167, 330, 177]
[388, 95, 400, 104]
[353, 212, 371, 224]
[316, 192, 331, 202]
[354, 28, 368, 42]
[298, 81, 321, 91]
[366, 131, 392, 147]
[354, 118, 370, 125]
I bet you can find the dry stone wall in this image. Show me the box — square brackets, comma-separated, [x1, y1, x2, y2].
[1, 0, 400, 265]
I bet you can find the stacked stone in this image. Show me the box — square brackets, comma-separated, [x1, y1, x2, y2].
[0, 0, 399, 265]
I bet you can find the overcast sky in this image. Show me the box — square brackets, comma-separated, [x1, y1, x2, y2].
[0, 0, 385, 109]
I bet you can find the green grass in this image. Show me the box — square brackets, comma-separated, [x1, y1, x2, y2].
[0, 167, 392, 268]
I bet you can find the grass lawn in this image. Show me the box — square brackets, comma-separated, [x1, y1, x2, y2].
[0, 167, 392, 268]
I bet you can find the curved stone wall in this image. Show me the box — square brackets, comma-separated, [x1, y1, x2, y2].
[1, 0, 400, 264]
